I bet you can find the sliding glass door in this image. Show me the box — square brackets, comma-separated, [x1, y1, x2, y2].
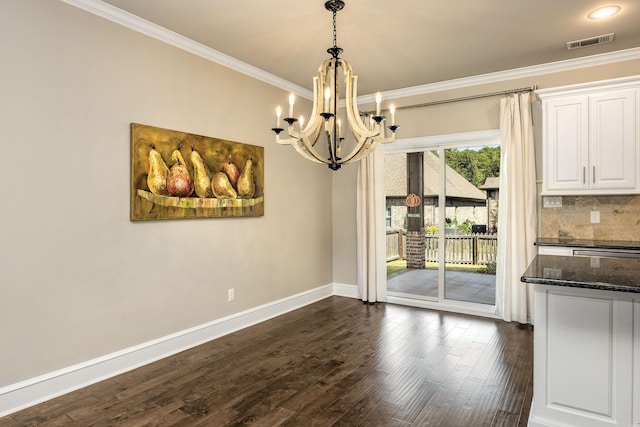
[442, 146, 498, 305]
[385, 133, 499, 310]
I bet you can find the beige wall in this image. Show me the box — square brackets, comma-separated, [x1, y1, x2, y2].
[331, 59, 640, 285]
[2, 0, 639, 389]
[0, 1, 332, 385]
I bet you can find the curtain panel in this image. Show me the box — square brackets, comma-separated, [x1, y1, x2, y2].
[495, 92, 537, 323]
[356, 147, 387, 303]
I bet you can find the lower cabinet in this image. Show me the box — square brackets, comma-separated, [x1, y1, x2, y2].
[634, 302, 640, 426]
[529, 285, 638, 427]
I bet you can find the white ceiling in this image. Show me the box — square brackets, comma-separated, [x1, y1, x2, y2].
[98, 0, 640, 96]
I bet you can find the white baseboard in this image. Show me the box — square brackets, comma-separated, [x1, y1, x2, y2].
[1, 282, 501, 418]
[0, 283, 336, 418]
[332, 282, 359, 299]
[527, 416, 557, 427]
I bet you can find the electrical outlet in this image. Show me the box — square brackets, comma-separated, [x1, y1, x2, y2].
[543, 196, 562, 208]
[591, 210, 600, 224]
[543, 268, 562, 279]
[227, 288, 235, 302]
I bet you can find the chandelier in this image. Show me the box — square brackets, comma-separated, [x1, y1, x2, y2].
[270, 0, 399, 171]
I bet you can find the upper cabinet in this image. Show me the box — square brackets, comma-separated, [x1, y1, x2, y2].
[538, 76, 640, 195]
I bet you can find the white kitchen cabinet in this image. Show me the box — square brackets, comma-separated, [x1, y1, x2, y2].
[538, 76, 640, 195]
[635, 300, 640, 426]
[529, 285, 635, 427]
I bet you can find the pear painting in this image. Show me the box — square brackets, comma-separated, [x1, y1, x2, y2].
[131, 123, 264, 220]
[211, 172, 238, 199]
[237, 158, 255, 199]
[220, 156, 240, 188]
[167, 147, 194, 197]
[147, 144, 169, 196]
[191, 146, 213, 198]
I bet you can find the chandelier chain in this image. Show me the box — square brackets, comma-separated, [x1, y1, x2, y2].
[332, 8, 337, 48]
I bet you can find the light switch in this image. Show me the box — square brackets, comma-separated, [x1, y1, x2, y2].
[591, 210, 600, 224]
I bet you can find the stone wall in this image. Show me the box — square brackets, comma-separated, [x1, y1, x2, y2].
[540, 195, 640, 241]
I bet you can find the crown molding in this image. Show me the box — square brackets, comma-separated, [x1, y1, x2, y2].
[369, 47, 640, 103]
[60, 0, 313, 99]
[61, 0, 638, 103]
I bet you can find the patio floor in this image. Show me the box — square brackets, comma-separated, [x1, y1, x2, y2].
[387, 268, 496, 305]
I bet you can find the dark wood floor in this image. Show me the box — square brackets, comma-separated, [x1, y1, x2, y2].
[0, 297, 533, 426]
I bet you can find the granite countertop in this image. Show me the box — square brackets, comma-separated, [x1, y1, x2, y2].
[535, 238, 640, 250]
[521, 254, 640, 293]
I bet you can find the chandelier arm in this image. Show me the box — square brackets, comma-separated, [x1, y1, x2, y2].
[288, 123, 324, 153]
[275, 123, 321, 148]
[295, 114, 323, 146]
[307, 65, 330, 147]
[275, 136, 293, 145]
[342, 135, 395, 164]
[276, 69, 325, 149]
[288, 118, 333, 165]
[284, 127, 329, 164]
[304, 123, 323, 148]
[290, 139, 328, 164]
[290, 111, 328, 161]
[344, 143, 375, 164]
[339, 133, 375, 163]
[342, 63, 378, 138]
[341, 62, 396, 163]
[303, 75, 324, 135]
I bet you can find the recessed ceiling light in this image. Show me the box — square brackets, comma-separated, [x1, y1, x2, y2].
[588, 5, 621, 19]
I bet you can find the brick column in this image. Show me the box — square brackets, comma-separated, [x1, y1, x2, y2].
[406, 152, 425, 269]
[406, 230, 425, 269]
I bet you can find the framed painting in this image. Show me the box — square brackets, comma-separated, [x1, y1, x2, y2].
[130, 123, 264, 220]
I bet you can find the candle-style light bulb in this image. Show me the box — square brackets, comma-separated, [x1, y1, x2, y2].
[288, 93, 295, 118]
[324, 87, 331, 112]
[299, 115, 305, 129]
[276, 106, 282, 127]
[375, 92, 382, 115]
[390, 104, 396, 125]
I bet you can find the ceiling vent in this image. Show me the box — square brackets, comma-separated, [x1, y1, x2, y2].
[567, 33, 615, 50]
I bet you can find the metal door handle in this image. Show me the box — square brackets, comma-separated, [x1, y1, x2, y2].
[583, 166, 586, 184]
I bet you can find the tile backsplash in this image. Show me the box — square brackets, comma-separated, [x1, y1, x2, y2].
[540, 195, 640, 241]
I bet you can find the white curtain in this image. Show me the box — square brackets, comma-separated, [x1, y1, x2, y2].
[356, 146, 387, 303]
[495, 92, 537, 324]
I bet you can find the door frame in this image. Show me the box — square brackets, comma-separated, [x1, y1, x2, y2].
[384, 130, 501, 319]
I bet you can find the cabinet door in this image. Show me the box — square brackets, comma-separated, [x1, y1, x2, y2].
[543, 96, 589, 192]
[531, 286, 633, 427]
[634, 299, 640, 426]
[589, 89, 637, 190]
